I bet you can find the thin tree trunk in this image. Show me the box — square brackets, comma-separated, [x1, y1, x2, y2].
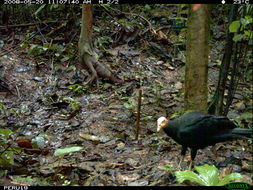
[184, 4, 210, 113]
[78, 5, 123, 84]
[208, 5, 238, 115]
[78, 4, 98, 84]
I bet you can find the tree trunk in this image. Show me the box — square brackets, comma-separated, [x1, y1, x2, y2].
[184, 4, 210, 113]
[78, 5, 123, 84]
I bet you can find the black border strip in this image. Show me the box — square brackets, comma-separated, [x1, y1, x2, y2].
[1, 0, 249, 5]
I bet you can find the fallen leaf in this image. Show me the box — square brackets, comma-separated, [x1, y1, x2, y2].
[175, 82, 183, 90]
[242, 161, 253, 172]
[79, 133, 100, 142]
[158, 31, 167, 40]
[16, 137, 32, 148]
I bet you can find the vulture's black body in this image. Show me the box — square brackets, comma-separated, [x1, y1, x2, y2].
[163, 112, 252, 166]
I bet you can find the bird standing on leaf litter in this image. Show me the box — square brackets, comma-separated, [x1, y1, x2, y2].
[157, 111, 253, 170]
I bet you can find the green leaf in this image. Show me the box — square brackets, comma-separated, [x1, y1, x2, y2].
[244, 30, 253, 39]
[240, 18, 250, 26]
[93, 26, 100, 33]
[35, 5, 46, 16]
[100, 4, 110, 11]
[244, 15, 252, 23]
[50, 5, 59, 10]
[239, 112, 253, 120]
[144, 5, 151, 10]
[194, 164, 219, 186]
[123, 103, 132, 109]
[54, 146, 84, 157]
[0, 128, 13, 137]
[217, 173, 242, 186]
[48, 45, 60, 50]
[61, 56, 70, 62]
[157, 164, 174, 171]
[233, 34, 244, 42]
[0, 150, 15, 167]
[141, 116, 153, 121]
[174, 164, 244, 186]
[229, 21, 240, 33]
[175, 170, 207, 186]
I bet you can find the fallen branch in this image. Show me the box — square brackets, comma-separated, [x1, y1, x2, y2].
[0, 20, 59, 29]
[135, 88, 142, 140]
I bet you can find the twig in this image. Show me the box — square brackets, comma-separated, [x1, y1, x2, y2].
[0, 20, 59, 28]
[15, 85, 20, 99]
[135, 88, 142, 140]
[32, 17, 48, 43]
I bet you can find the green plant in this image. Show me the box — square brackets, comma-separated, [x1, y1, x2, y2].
[34, 4, 47, 16]
[62, 97, 80, 112]
[234, 112, 253, 130]
[24, 42, 75, 62]
[229, 15, 253, 42]
[115, 88, 129, 100]
[0, 128, 21, 167]
[141, 114, 153, 121]
[118, 19, 144, 30]
[0, 103, 16, 119]
[123, 97, 136, 111]
[0, 103, 8, 119]
[43, 94, 80, 113]
[95, 36, 113, 49]
[27, 44, 54, 56]
[11, 176, 49, 186]
[56, 174, 70, 186]
[53, 146, 84, 185]
[157, 164, 175, 171]
[150, 80, 169, 104]
[175, 164, 242, 186]
[67, 83, 88, 95]
[150, 85, 161, 104]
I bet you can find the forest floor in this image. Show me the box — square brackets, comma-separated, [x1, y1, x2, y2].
[1, 41, 252, 186]
[0, 15, 253, 186]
